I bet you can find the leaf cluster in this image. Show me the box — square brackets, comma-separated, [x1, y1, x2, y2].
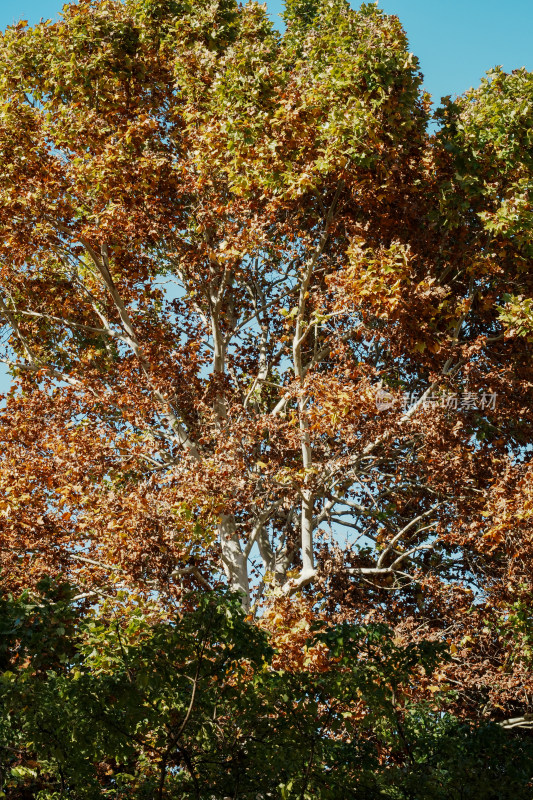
[1, 585, 532, 799]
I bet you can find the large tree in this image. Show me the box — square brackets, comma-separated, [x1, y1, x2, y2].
[1, 0, 533, 725]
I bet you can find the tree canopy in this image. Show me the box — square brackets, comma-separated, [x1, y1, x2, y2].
[0, 0, 533, 794]
[2, 583, 533, 799]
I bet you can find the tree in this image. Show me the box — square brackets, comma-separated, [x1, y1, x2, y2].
[2, 583, 532, 799]
[0, 0, 533, 730]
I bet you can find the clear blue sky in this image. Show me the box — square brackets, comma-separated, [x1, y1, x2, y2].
[1, 0, 532, 393]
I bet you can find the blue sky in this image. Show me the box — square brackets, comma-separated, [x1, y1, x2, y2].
[1, 0, 532, 393]
[269, 0, 533, 103]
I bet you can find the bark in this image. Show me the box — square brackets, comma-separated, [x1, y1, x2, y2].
[219, 514, 250, 611]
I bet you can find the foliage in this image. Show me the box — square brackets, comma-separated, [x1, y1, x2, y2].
[0, 0, 533, 777]
[1, 585, 532, 799]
